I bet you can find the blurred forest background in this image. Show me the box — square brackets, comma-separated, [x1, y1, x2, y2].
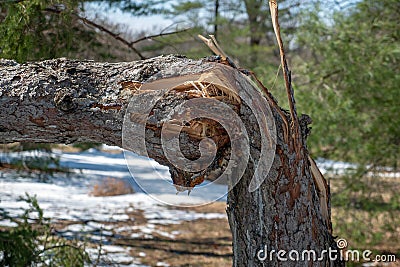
[0, 0, 399, 265]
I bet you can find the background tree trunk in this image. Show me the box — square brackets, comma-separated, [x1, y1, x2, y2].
[0, 56, 343, 266]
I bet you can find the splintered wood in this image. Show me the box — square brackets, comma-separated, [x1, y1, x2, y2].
[173, 81, 241, 105]
[137, 68, 242, 192]
[268, 0, 331, 233]
[197, 2, 332, 235]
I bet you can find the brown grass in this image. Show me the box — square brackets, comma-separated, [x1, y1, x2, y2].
[22, 193, 400, 267]
[117, 202, 232, 267]
[126, 218, 232, 267]
[90, 177, 134, 197]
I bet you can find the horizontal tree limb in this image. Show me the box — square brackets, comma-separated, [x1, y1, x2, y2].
[0, 55, 274, 191]
[0, 55, 215, 146]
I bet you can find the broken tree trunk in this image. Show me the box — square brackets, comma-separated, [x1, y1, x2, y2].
[0, 56, 343, 266]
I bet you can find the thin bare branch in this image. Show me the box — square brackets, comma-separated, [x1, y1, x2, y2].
[198, 34, 228, 60]
[44, 7, 146, 60]
[44, 7, 193, 60]
[75, 15, 146, 60]
[130, 28, 190, 45]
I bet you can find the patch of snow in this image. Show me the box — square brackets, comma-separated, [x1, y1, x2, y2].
[171, 230, 181, 235]
[156, 262, 170, 267]
[111, 214, 130, 221]
[90, 235, 108, 242]
[130, 233, 143, 238]
[100, 230, 114, 236]
[0, 219, 18, 227]
[87, 221, 113, 230]
[102, 245, 127, 253]
[315, 158, 357, 176]
[0, 148, 229, 267]
[115, 225, 137, 233]
[64, 223, 87, 232]
[107, 253, 136, 263]
[86, 247, 147, 267]
[315, 158, 400, 178]
[101, 144, 124, 151]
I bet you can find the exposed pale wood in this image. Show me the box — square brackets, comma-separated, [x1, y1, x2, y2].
[309, 155, 331, 232]
[269, 0, 302, 156]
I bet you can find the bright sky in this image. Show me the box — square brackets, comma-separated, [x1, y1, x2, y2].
[83, 1, 360, 36]
[83, 2, 174, 34]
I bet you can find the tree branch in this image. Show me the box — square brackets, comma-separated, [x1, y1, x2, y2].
[0, 56, 212, 146]
[0, 55, 275, 191]
[269, 0, 302, 155]
[130, 27, 190, 45]
[44, 7, 146, 59]
[43, 6, 191, 60]
[76, 14, 146, 60]
[0, 55, 339, 266]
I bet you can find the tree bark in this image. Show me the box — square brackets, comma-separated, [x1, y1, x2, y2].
[0, 56, 343, 266]
[226, 110, 343, 266]
[0, 56, 212, 146]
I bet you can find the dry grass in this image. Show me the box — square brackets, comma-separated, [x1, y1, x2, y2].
[90, 177, 134, 197]
[118, 202, 232, 267]
[20, 196, 400, 267]
[127, 218, 232, 267]
[329, 176, 400, 266]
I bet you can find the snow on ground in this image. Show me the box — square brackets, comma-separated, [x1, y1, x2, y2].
[0, 146, 226, 266]
[1, 146, 398, 265]
[315, 158, 400, 178]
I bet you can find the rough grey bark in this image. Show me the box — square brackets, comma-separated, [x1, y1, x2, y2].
[227, 109, 343, 266]
[0, 56, 211, 146]
[0, 56, 343, 266]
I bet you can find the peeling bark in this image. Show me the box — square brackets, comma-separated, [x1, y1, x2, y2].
[0, 56, 343, 266]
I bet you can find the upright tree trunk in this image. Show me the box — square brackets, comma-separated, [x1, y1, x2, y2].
[243, 0, 273, 68]
[0, 56, 343, 266]
[227, 108, 342, 266]
[214, 0, 220, 38]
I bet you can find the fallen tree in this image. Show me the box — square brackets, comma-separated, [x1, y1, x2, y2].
[0, 54, 344, 266]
